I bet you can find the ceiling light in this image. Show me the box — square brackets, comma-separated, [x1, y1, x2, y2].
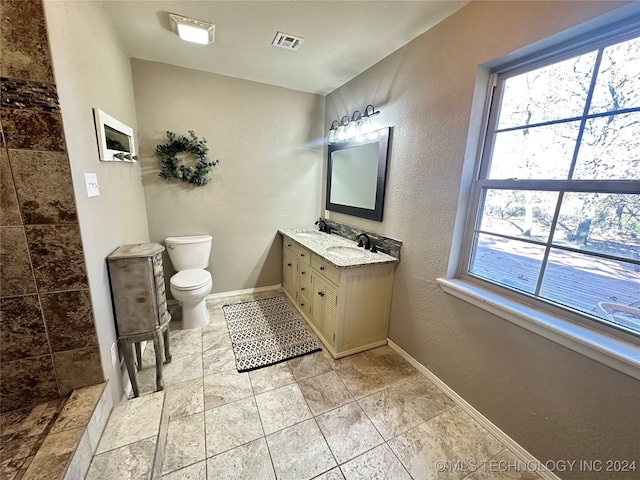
[169, 14, 215, 45]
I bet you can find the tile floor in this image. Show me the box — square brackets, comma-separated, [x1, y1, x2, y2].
[1, 383, 109, 480]
[95, 290, 543, 480]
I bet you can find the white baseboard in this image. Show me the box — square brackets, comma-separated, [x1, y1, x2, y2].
[387, 338, 561, 480]
[205, 284, 282, 300]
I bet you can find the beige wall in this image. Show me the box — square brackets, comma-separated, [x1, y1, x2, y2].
[44, 0, 151, 403]
[131, 60, 324, 293]
[326, 1, 640, 476]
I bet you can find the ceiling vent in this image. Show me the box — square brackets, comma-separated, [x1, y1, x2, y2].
[272, 31, 304, 51]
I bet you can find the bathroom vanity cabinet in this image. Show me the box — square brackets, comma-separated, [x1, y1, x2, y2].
[282, 234, 397, 358]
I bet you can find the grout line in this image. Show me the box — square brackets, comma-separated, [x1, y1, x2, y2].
[174, 291, 546, 480]
[200, 320, 210, 478]
[387, 338, 561, 480]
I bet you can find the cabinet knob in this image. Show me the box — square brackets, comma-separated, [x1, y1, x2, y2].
[301, 271, 305, 275]
[320, 266, 325, 271]
[300, 253, 305, 257]
[300, 303, 305, 307]
[287, 263, 292, 267]
[287, 244, 292, 247]
[318, 291, 325, 297]
[301, 287, 305, 291]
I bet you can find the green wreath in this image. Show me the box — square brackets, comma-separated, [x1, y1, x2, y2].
[156, 130, 219, 186]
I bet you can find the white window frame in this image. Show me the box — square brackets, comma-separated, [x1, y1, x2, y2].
[439, 15, 640, 380]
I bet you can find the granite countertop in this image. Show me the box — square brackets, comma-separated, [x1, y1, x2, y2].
[279, 229, 399, 268]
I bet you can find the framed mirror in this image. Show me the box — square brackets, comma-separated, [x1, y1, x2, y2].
[326, 127, 390, 221]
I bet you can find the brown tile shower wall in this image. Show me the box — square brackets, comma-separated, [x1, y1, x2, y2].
[0, 0, 103, 412]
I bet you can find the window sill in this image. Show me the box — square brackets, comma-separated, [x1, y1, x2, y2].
[437, 278, 640, 380]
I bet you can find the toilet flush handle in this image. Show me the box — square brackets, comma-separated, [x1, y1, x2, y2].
[167, 245, 175, 249]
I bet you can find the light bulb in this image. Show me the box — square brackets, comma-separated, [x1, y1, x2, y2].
[345, 121, 359, 139]
[177, 23, 209, 44]
[359, 116, 373, 135]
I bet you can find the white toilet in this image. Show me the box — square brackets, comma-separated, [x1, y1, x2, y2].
[165, 235, 213, 329]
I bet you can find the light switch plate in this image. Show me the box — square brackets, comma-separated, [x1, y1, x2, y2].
[84, 173, 99, 197]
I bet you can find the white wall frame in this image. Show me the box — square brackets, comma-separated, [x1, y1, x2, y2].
[93, 108, 137, 162]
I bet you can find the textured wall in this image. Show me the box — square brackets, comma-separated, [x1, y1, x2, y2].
[325, 1, 640, 477]
[43, 0, 152, 404]
[132, 60, 324, 294]
[0, 0, 102, 412]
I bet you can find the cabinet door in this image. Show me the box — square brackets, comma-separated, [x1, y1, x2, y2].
[152, 253, 170, 325]
[320, 282, 337, 341]
[283, 248, 298, 298]
[311, 274, 323, 330]
[311, 274, 337, 343]
[109, 257, 158, 335]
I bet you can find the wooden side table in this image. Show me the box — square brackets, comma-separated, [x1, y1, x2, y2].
[107, 243, 172, 397]
[119, 322, 171, 396]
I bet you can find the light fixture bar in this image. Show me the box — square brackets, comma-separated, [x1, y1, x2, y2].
[328, 105, 381, 144]
[169, 13, 215, 45]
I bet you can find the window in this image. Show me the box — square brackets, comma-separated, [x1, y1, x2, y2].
[462, 28, 640, 337]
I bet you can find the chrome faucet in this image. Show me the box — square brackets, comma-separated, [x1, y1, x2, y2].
[315, 217, 330, 233]
[357, 233, 371, 250]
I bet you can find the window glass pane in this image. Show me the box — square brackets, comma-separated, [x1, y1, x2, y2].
[589, 37, 640, 114]
[573, 112, 640, 180]
[466, 31, 640, 336]
[469, 233, 545, 294]
[497, 52, 597, 129]
[551, 192, 640, 262]
[539, 249, 640, 334]
[488, 122, 579, 179]
[480, 189, 558, 241]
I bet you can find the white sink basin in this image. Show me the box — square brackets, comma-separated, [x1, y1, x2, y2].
[295, 231, 324, 238]
[325, 246, 365, 258]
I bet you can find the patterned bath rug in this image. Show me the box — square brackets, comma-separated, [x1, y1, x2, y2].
[222, 295, 321, 372]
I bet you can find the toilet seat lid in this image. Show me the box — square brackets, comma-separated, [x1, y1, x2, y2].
[171, 269, 211, 290]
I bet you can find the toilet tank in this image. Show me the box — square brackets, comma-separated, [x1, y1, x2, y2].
[165, 235, 212, 271]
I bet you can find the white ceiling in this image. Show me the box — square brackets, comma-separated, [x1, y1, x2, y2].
[99, 1, 469, 95]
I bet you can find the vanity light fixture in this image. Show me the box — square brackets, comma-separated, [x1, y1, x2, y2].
[359, 105, 379, 136]
[327, 105, 380, 144]
[345, 111, 361, 138]
[328, 120, 340, 143]
[169, 13, 215, 45]
[335, 116, 350, 142]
